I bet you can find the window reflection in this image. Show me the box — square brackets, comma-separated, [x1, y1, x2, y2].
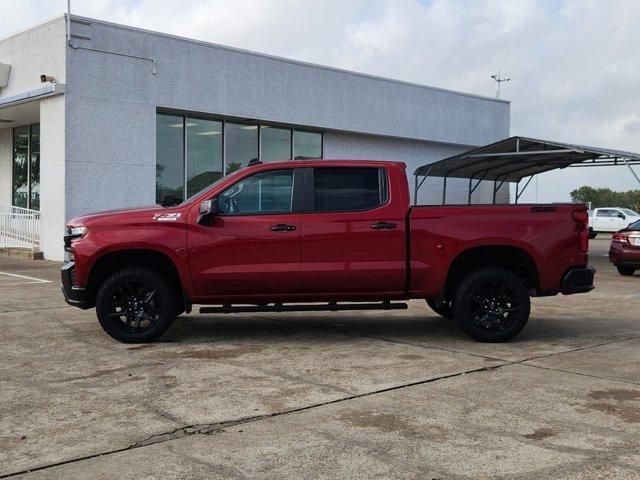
[294, 131, 322, 159]
[261, 126, 291, 162]
[155, 113, 323, 204]
[186, 118, 223, 198]
[12, 126, 29, 209]
[30, 124, 40, 211]
[156, 114, 184, 204]
[225, 123, 258, 173]
[219, 169, 294, 215]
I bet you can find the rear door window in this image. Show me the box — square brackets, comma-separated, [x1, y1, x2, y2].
[311, 167, 388, 212]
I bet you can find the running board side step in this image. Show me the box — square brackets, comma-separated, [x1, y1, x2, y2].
[199, 301, 408, 314]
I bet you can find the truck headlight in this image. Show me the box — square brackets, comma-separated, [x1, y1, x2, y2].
[69, 226, 88, 237]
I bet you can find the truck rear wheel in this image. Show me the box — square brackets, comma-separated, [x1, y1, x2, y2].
[452, 267, 530, 342]
[426, 298, 453, 319]
[95, 267, 179, 343]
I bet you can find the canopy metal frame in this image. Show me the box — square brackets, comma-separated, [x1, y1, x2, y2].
[413, 136, 640, 205]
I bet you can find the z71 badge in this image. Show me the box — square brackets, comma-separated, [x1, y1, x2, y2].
[154, 213, 181, 222]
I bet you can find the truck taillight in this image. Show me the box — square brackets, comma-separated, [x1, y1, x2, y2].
[573, 210, 589, 253]
[612, 232, 630, 243]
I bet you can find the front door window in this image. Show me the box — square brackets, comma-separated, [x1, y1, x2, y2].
[12, 124, 40, 210]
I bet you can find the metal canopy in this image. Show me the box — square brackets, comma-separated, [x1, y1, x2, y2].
[413, 136, 640, 204]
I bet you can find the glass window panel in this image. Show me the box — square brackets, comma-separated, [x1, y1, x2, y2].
[225, 123, 258, 173]
[30, 124, 40, 211]
[313, 167, 385, 212]
[218, 169, 293, 215]
[293, 131, 322, 159]
[260, 126, 291, 162]
[12, 126, 29, 209]
[156, 114, 185, 204]
[186, 118, 223, 199]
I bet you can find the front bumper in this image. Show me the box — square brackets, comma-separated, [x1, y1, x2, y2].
[560, 266, 596, 295]
[61, 262, 90, 309]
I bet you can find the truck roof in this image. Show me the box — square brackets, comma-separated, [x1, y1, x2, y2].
[247, 159, 407, 170]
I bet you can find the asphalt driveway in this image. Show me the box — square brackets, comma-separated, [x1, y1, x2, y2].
[1, 236, 639, 479]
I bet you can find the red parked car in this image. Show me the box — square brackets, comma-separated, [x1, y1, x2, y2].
[61, 160, 594, 343]
[609, 220, 640, 275]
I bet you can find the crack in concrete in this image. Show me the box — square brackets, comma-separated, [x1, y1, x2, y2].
[260, 312, 640, 382]
[0, 363, 501, 478]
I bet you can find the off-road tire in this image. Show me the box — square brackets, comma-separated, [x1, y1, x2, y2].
[426, 298, 453, 319]
[452, 267, 530, 343]
[96, 267, 179, 343]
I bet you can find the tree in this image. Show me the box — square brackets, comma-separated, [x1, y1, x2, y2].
[570, 186, 640, 211]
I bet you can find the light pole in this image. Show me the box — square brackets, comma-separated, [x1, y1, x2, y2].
[491, 70, 510, 99]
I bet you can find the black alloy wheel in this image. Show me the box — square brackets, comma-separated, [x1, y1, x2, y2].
[96, 267, 180, 343]
[108, 281, 161, 332]
[452, 267, 530, 342]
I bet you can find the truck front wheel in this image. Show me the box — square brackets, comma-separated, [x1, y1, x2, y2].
[452, 267, 530, 342]
[426, 298, 453, 319]
[95, 267, 179, 343]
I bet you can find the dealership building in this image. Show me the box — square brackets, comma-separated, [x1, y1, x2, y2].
[0, 15, 510, 260]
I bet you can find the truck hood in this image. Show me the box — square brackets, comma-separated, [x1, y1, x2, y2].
[67, 205, 182, 226]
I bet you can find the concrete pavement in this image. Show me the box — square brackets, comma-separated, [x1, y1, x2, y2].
[1, 236, 639, 479]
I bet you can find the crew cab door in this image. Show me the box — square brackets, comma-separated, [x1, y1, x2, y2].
[594, 209, 622, 232]
[611, 209, 630, 231]
[300, 166, 405, 294]
[188, 168, 303, 297]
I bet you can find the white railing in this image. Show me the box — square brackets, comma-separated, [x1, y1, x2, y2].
[0, 205, 41, 250]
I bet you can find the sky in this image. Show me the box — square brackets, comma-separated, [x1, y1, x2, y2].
[2, 0, 639, 202]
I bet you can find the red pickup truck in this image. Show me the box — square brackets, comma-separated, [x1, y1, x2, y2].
[62, 160, 594, 343]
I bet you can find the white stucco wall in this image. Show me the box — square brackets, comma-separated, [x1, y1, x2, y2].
[0, 129, 11, 206]
[0, 17, 68, 259]
[40, 94, 66, 260]
[0, 17, 67, 99]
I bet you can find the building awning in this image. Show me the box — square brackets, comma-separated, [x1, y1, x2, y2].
[0, 83, 65, 128]
[413, 136, 640, 204]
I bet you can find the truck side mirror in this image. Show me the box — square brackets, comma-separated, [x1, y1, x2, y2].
[199, 198, 219, 215]
[198, 198, 219, 225]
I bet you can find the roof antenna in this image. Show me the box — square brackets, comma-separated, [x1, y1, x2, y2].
[491, 70, 510, 99]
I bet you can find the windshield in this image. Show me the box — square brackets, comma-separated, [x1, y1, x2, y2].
[178, 168, 246, 205]
[621, 208, 639, 216]
[628, 220, 640, 230]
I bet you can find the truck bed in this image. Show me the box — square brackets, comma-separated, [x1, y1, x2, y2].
[408, 203, 589, 297]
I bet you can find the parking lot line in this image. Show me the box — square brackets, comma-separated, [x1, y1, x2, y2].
[0, 271, 52, 285]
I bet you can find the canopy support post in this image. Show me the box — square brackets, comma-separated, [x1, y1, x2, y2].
[493, 176, 507, 204]
[413, 166, 433, 205]
[468, 171, 488, 204]
[622, 157, 640, 188]
[442, 176, 448, 205]
[516, 176, 534, 203]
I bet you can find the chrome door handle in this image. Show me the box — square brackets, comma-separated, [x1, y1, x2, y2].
[371, 222, 397, 230]
[270, 224, 296, 232]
